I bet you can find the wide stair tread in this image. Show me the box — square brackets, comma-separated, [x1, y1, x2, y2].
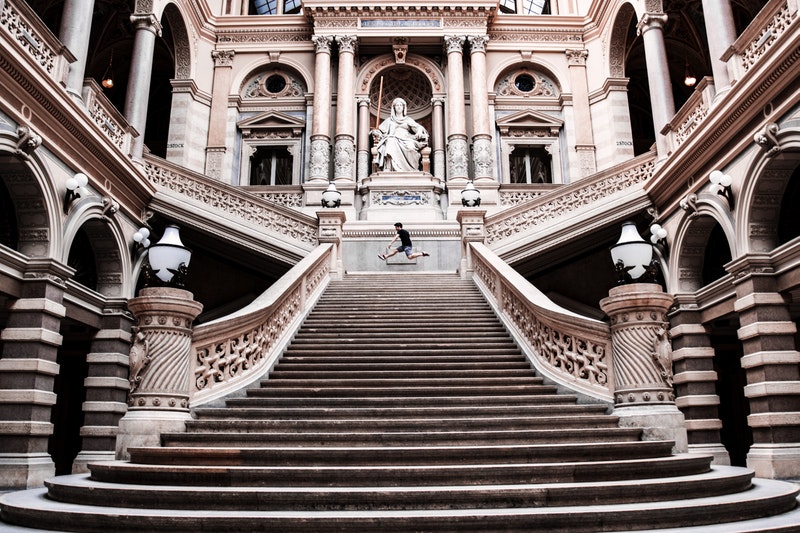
[4, 273, 798, 532]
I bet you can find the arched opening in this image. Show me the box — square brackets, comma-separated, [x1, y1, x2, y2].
[777, 165, 800, 245]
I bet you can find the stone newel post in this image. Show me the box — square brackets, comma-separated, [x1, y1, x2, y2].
[116, 287, 203, 460]
[600, 283, 687, 452]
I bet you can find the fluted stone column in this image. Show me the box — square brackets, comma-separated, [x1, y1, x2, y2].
[205, 50, 235, 181]
[307, 35, 334, 183]
[637, 13, 675, 160]
[0, 261, 70, 489]
[701, 0, 736, 92]
[728, 255, 800, 478]
[58, 0, 96, 99]
[431, 96, 446, 185]
[72, 307, 134, 471]
[116, 287, 202, 461]
[600, 283, 687, 452]
[468, 35, 493, 182]
[670, 299, 730, 464]
[124, 13, 162, 160]
[444, 36, 468, 184]
[565, 49, 597, 177]
[333, 35, 357, 187]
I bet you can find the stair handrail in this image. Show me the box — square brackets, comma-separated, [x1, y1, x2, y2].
[189, 243, 334, 406]
[469, 242, 615, 402]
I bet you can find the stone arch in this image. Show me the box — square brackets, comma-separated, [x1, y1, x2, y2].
[161, 2, 192, 80]
[357, 54, 445, 104]
[607, 1, 638, 78]
[672, 204, 735, 293]
[738, 126, 800, 255]
[0, 131, 60, 259]
[234, 59, 314, 97]
[62, 209, 131, 299]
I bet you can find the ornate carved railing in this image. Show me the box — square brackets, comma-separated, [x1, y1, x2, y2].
[728, 0, 798, 75]
[485, 152, 656, 246]
[190, 243, 333, 405]
[0, 0, 74, 87]
[661, 77, 715, 152]
[81, 78, 137, 154]
[143, 155, 318, 250]
[469, 242, 614, 402]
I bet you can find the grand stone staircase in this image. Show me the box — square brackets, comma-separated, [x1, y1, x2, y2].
[2, 272, 800, 532]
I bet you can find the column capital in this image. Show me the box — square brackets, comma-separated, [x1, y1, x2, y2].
[356, 96, 370, 106]
[726, 253, 776, 283]
[336, 35, 358, 55]
[431, 96, 446, 106]
[312, 35, 334, 54]
[565, 48, 589, 66]
[637, 12, 668, 35]
[211, 50, 235, 67]
[130, 13, 162, 37]
[444, 35, 465, 55]
[468, 35, 489, 54]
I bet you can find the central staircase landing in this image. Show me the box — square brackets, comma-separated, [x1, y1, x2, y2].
[2, 272, 799, 531]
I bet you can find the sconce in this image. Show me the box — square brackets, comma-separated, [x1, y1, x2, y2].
[610, 221, 659, 285]
[63, 172, 89, 213]
[461, 180, 481, 207]
[709, 170, 733, 209]
[101, 51, 114, 89]
[144, 225, 192, 288]
[132, 227, 151, 249]
[649, 223, 669, 259]
[321, 182, 341, 208]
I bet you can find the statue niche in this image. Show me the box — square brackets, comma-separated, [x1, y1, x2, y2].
[371, 97, 429, 173]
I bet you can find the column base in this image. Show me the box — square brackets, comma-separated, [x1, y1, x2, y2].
[747, 443, 800, 479]
[71, 450, 116, 473]
[0, 453, 54, 490]
[613, 404, 688, 453]
[687, 443, 731, 465]
[116, 410, 192, 461]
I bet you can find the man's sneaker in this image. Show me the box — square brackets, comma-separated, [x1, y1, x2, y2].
[378, 253, 386, 260]
[422, 252, 430, 257]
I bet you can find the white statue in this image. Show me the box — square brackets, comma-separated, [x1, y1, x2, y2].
[372, 98, 428, 172]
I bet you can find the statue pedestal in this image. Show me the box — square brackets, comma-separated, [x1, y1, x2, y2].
[359, 171, 445, 221]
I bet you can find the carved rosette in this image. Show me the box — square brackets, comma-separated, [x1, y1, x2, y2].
[599, 283, 676, 406]
[333, 136, 355, 181]
[308, 137, 331, 181]
[447, 136, 469, 179]
[472, 136, 493, 179]
[126, 287, 203, 412]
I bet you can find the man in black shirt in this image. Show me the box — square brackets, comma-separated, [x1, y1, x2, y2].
[379, 222, 430, 261]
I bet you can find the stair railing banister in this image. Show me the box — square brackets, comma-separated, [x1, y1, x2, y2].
[469, 242, 615, 402]
[189, 243, 334, 406]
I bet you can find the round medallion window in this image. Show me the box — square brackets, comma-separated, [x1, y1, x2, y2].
[265, 74, 287, 94]
[514, 74, 536, 93]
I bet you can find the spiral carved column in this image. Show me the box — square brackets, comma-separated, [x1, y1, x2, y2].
[600, 283, 687, 452]
[116, 287, 203, 460]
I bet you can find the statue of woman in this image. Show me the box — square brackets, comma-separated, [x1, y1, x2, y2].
[372, 98, 429, 172]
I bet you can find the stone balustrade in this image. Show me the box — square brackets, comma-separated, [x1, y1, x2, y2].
[469, 241, 614, 402]
[189, 243, 333, 405]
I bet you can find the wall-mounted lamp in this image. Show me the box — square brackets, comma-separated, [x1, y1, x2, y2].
[683, 61, 696, 87]
[144, 225, 192, 288]
[709, 170, 733, 209]
[649, 223, 669, 260]
[63, 172, 89, 213]
[133, 227, 151, 249]
[611, 221, 659, 285]
[321, 182, 341, 208]
[101, 51, 114, 89]
[461, 180, 481, 207]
